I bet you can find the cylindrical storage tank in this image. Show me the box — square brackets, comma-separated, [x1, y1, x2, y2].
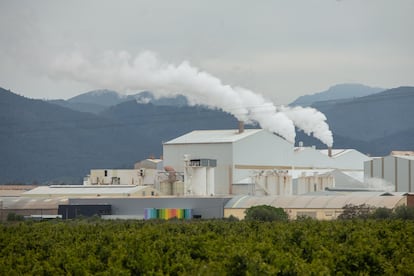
[192, 167, 207, 195]
[159, 181, 173, 195]
[173, 181, 184, 196]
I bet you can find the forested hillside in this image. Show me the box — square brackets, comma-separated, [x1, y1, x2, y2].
[313, 87, 414, 142]
[1, 85, 413, 184]
[0, 88, 237, 184]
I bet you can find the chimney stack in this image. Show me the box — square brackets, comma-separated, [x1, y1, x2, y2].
[328, 147, 332, 157]
[238, 121, 244, 134]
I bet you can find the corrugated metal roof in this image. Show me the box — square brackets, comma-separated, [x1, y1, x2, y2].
[164, 129, 263, 144]
[225, 194, 406, 209]
[0, 197, 68, 209]
[23, 185, 151, 196]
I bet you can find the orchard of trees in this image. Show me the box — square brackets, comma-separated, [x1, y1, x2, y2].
[1, 217, 414, 275]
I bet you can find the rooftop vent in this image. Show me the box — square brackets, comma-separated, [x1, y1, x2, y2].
[238, 121, 244, 134]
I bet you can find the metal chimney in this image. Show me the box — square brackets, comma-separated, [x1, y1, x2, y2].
[238, 121, 244, 134]
[328, 147, 332, 157]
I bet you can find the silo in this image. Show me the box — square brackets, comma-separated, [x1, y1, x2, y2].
[172, 181, 184, 196]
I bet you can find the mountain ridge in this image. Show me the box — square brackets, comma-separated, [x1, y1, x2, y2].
[290, 83, 384, 107]
[1, 85, 413, 184]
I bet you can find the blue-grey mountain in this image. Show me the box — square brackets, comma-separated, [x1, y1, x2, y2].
[290, 83, 384, 107]
[1, 85, 413, 184]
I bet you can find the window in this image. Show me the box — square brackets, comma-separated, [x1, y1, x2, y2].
[104, 170, 108, 177]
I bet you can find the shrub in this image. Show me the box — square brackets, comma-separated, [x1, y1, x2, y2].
[244, 205, 288, 222]
[338, 204, 373, 220]
[393, 205, 414, 220]
[370, 207, 393, 219]
[7, 212, 24, 221]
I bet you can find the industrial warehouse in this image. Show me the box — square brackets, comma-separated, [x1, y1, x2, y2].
[1, 127, 414, 221]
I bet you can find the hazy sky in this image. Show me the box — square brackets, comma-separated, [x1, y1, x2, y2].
[0, 1, 413, 104]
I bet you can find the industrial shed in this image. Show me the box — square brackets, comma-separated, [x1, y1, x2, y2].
[0, 197, 67, 221]
[163, 129, 294, 195]
[22, 185, 160, 198]
[319, 149, 372, 171]
[224, 193, 408, 220]
[364, 153, 414, 192]
[163, 128, 371, 196]
[67, 197, 232, 219]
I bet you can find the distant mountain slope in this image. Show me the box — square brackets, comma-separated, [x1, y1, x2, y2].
[68, 89, 126, 106]
[50, 90, 188, 114]
[290, 83, 383, 106]
[100, 100, 240, 144]
[2, 85, 413, 184]
[314, 86, 414, 142]
[0, 87, 155, 184]
[48, 99, 109, 114]
[0, 88, 236, 184]
[369, 128, 414, 156]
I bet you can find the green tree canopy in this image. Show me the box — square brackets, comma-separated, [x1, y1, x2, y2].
[244, 205, 288, 222]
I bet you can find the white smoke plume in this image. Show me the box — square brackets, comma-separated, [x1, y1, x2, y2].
[279, 106, 333, 147]
[50, 50, 332, 145]
[364, 177, 395, 192]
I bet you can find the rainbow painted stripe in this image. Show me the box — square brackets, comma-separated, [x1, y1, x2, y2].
[144, 208, 192, 220]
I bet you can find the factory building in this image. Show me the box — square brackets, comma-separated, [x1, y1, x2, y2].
[23, 185, 160, 198]
[224, 192, 409, 220]
[83, 159, 163, 186]
[163, 128, 371, 196]
[65, 197, 232, 220]
[364, 151, 414, 192]
[0, 197, 67, 221]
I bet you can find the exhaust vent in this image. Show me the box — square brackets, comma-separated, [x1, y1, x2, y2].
[238, 121, 244, 134]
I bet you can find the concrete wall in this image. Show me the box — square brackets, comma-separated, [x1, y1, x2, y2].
[69, 197, 232, 219]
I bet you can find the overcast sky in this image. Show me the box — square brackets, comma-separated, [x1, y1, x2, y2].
[0, 1, 413, 104]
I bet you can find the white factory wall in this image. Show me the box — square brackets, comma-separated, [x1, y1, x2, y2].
[330, 150, 372, 171]
[364, 156, 414, 192]
[232, 130, 294, 182]
[163, 143, 232, 195]
[396, 157, 413, 192]
[87, 169, 157, 186]
[293, 148, 332, 169]
[88, 169, 140, 185]
[384, 156, 396, 187]
[233, 131, 293, 165]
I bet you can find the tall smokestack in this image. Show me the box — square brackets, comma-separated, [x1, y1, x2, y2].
[328, 147, 332, 157]
[238, 121, 244, 134]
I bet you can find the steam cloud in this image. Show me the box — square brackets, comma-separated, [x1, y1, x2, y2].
[365, 178, 395, 192]
[51, 50, 333, 146]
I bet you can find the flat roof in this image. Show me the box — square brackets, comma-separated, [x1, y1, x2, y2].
[23, 185, 151, 196]
[164, 129, 263, 145]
